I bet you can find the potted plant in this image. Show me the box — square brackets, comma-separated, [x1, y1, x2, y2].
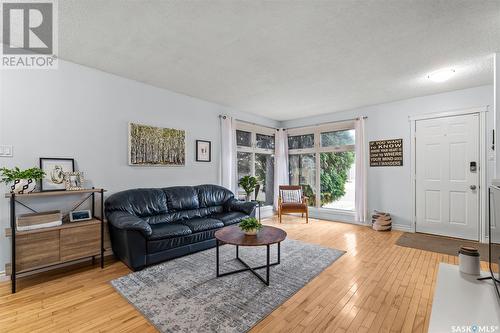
[0, 167, 45, 194]
[238, 176, 259, 201]
[239, 217, 263, 236]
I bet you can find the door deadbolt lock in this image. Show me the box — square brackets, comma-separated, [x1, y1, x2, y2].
[470, 161, 477, 172]
[470, 185, 477, 190]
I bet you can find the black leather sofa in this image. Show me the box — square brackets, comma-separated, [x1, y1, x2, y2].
[105, 184, 257, 271]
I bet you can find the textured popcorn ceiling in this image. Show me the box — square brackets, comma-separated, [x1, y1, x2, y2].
[54, 1, 500, 120]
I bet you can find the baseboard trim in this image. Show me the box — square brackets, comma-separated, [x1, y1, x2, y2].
[0, 271, 8, 282]
[391, 224, 413, 232]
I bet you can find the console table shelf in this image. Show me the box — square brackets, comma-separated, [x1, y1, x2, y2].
[4, 188, 105, 198]
[6, 188, 106, 293]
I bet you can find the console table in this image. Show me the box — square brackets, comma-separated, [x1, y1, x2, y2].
[5, 188, 106, 293]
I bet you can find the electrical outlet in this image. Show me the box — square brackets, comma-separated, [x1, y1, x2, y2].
[0, 145, 13, 157]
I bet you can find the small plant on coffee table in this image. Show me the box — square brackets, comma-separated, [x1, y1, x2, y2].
[239, 217, 263, 236]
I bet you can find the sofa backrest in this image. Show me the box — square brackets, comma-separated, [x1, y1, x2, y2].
[105, 184, 234, 224]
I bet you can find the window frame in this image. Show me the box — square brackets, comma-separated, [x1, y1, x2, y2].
[287, 120, 355, 211]
[235, 122, 275, 206]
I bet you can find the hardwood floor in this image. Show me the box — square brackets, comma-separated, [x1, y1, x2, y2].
[0, 216, 494, 332]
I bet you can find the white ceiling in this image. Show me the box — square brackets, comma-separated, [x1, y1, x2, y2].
[56, 1, 500, 121]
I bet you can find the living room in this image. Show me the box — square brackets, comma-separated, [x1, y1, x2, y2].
[1, 1, 499, 332]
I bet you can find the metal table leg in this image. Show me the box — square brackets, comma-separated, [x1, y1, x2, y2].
[11, 194, 16, 293]
[216, 239, 220, 277]
[216, 242, 281, 286]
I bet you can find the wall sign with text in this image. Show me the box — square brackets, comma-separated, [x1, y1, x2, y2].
[369, 139, 403, 167]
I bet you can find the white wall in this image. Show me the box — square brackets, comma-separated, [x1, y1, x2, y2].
[282, 85, 494, 231]
[0, 58, 494, 272]
[0, 60, 278, 271]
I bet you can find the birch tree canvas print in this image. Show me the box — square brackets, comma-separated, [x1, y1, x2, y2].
[129, 123, 185, 166]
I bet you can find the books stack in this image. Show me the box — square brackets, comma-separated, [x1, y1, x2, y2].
[372, 210, 391, 231]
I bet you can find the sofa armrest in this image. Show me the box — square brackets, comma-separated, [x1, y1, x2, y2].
[227, 199, 258, 216]
[106, 211, 152, 237]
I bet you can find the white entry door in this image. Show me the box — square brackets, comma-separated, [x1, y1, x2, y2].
[415, 113, 479, 240]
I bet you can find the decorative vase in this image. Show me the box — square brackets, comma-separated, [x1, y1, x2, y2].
[10, 179, 36, 194]
[244, 228, 258, 236]
[245, 194, 252, 202]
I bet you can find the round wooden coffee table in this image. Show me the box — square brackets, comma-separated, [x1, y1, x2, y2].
[214, 225, 287, 286]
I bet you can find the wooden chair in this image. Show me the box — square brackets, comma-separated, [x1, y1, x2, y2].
[278, 185, 308, 223]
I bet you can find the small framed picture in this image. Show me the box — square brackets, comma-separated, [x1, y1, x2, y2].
[196, 140, 211, 162]
[40, 158, 75, 191]
[63, 171, 85, 191]
[69, 210, 92, 222]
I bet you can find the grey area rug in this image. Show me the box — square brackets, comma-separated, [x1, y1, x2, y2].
[396, 232, 500, 261]
[111, 238, 344, 333]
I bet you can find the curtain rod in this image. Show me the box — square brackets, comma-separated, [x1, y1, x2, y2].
[219, 114, 368, 131]
[219, 115, 278, 130]
[285, 116, 368, 130]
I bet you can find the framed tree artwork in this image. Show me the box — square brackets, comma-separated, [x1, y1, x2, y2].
[196, 140, 211, 162]
[128, 123, 185, 166]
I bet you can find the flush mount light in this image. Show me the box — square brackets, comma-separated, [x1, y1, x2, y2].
[427, 68, 456, 83]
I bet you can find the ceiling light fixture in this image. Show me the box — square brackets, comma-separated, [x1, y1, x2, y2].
[427, 68, 456, 83]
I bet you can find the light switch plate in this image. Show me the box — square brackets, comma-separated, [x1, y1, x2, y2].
[0, 145, 13, 157]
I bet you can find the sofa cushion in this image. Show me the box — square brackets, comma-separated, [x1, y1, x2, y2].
[281, 202, 307, 209]
[211, 212, 249, 226]
[164, 186, 199, 211]
[105, 188, 168, 218]
[196, 184, 234, 207]
[180, 218, 224, 233]
[147, 229, 217, 254]
[148, 223, 192, 240]
[142, 206, 225, 225]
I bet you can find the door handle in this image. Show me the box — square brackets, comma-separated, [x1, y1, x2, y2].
[470, 185, 477, 190]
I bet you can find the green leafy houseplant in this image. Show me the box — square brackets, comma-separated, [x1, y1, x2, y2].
[0, 167, 45, 183]
[239, 217, 263, 236]
[0, 167, 45, 194]
[238, 176, 259, 201]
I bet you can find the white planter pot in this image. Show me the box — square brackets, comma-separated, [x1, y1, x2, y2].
[244, 229, 258, 236]
[10, 179, 36, 194]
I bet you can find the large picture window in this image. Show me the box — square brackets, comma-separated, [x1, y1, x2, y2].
[288, 122, 355, 211]
[236, 124, 275, 206]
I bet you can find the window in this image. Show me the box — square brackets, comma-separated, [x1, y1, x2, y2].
[320, 129, 355, 148]
[288, 134, 314, 149]
[320, 152, 355, 210]
[256, 134, 275, 149]
[235, 123, 275, 206]
[288, 122, 356, 211]
[236, 130, 252, 147]
[255, 153, 275, 205]
[237, 152, 252, 181]
[289, 154, 316, 206]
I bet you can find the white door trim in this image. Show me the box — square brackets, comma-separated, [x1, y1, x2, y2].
[410, 106, 489, 242]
